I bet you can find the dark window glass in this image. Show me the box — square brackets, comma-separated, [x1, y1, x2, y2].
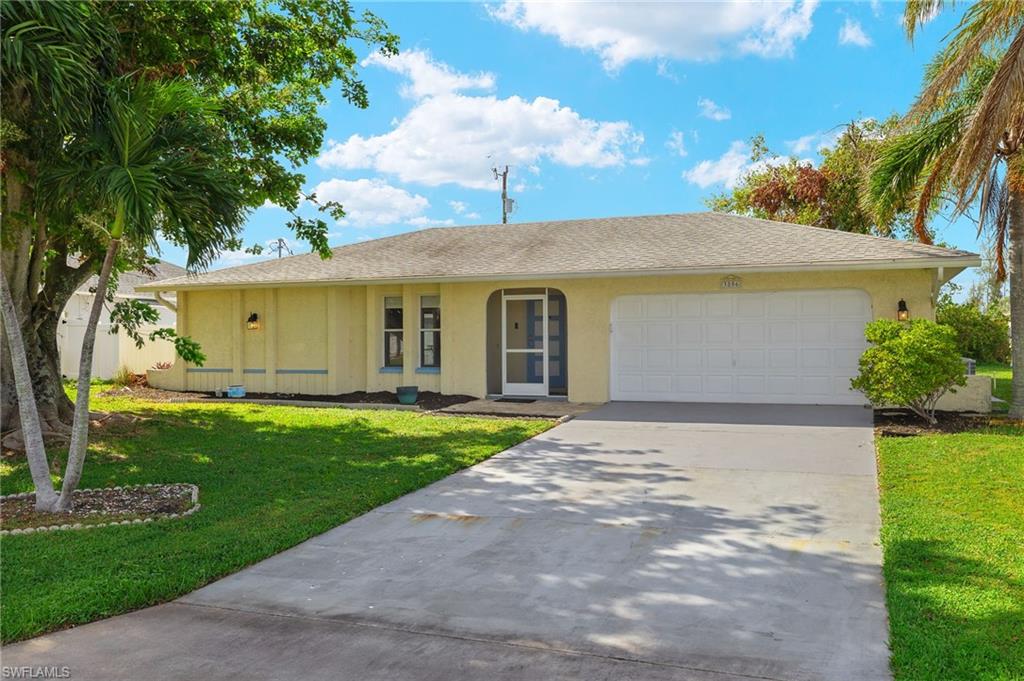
[421, 330, 440, 368]
[384, 307, 403, 330]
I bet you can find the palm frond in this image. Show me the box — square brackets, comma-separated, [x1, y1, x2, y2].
[910, 2, 1022, 120]
[949, 28, 1024, 205]
[904, 0, 949, 42]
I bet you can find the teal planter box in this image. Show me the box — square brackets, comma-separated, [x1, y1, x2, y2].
[396, 385, 418, 405]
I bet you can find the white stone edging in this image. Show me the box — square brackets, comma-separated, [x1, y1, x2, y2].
[0, 483, 200, 536]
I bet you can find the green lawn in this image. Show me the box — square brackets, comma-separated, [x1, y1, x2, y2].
[0, 393, 551, 642]
[978, 363, 1013, 411]
[877, 422, 1024, 681]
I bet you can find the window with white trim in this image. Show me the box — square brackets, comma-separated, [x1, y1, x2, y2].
[420, 295, 440, 368]
[383, 296, 403, 367]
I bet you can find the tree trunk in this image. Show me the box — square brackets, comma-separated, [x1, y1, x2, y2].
[1008, 187, 1024, 420]
[0, 278, 58, 510]
[1, 245, 92, 436]
[55, 238, 120, 511]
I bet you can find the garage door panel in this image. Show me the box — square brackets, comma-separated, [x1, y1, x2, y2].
[645, 349, 673, 370]
[618, 349, 643, 370]
[832, 320, 865, 343]
[705, 296, 733, 317]
[618, 323, 644, 345]
[768, 323, 797, 343]
[735, 296, 765, 317]
[642, 374, 673, 393]
[612, 290, 870, 405]
[707, 349, 733, 369]
[737, 375, 765, 394]
[673, 375, 702, 393]
[675, 297, 702, 317]
[768, 348, 797, 369]
[647, 297, 675, 318]
[800, 376, 833, 395]
[676, 349, 702, 369]
[737, 322, 766, 344]
[704, 375, 734, 393]
[800, 348, 832, 369]
[676, 323, 701, 343]
[705, 322, 733, 343]
[735, 349, 765, 369]
[767, 295, 799, 317]
[647, 323, 673, 345]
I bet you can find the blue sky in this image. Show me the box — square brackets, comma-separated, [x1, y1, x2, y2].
[156, 1, 980, 285]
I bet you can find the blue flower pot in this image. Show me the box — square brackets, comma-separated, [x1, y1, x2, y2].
[396, 385, 418, 405]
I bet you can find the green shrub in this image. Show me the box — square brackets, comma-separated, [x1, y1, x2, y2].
[936, 298, 1010, 363]
[851, 319, 966, 424]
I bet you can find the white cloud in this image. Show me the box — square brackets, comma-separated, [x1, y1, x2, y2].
[448, 200, 469, 214]
[317, 52, 643, 189]
[362, 49, 495, 99]
[785, 128, 842, 155]
[684, 139, 803, 189]
[406, 216, 455, 227]
[666, 131, 687, 158]
[491, 0, 819, 72]
[311, 178, 430, 226]
[838, 18, 872, 47]
[697, 97, 732, 121]
[682, 140, 750, 189]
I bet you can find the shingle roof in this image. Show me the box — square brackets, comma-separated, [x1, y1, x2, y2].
[140, 212, 979, 290]
[80, 259, 187, 297]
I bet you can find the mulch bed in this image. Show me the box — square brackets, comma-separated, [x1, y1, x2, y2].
[874, 409, 994, 437]
[101, 384, 475, 410]
[237, 390, 476, 410]
[1, 484, 195, 531]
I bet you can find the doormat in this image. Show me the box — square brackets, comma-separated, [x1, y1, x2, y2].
[496, 398, 537, 404]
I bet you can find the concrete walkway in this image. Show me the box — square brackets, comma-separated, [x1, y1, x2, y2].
[5, 402, 890, 681]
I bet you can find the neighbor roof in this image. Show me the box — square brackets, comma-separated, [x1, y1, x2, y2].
[139, 213, 979, 291]
[79, 259, 186, 297]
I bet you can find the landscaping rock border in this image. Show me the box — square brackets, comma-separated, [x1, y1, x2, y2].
[0, 483, 200, 536]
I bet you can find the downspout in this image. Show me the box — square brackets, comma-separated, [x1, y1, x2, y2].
[155, 291, 177, 312]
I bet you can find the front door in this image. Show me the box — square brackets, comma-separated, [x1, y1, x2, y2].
[502, 293, 547, 396]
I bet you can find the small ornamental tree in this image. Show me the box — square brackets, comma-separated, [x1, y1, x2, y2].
[851, 319, 966, 424]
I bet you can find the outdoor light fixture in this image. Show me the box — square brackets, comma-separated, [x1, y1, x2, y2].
[246, 312, 260, 330]
[897, 299, 910, 321]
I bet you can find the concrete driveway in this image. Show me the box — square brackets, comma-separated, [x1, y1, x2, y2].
[5, 403, 890, 681]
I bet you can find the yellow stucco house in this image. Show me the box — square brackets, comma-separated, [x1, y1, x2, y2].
[139, 212, 982, 407]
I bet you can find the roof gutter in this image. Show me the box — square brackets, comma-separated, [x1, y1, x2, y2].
[136, 254, 982, 292]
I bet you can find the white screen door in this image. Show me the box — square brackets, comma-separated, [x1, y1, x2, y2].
[502, 292, 548, 396]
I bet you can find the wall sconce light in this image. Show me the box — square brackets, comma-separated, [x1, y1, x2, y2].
[246, 312, 260, 330]
[897, 299, 910, 321]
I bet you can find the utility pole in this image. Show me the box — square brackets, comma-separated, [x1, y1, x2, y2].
[270, 237, 293, 258]
[492, 164, 513, 224]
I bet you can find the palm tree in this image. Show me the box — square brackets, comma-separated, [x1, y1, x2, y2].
[33, 77, 245, 510]
[870, 1, 1024, 419]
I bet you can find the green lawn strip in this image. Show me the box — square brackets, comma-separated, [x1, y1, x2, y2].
[877, 424, 1024, 681]
[977, 363, 1012, 412]
[0, 394, 551, 642]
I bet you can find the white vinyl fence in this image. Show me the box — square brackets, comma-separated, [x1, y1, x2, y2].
[57, 293, 177, 380]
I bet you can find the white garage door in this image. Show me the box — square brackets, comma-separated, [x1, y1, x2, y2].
[611, 290, 871, 405]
